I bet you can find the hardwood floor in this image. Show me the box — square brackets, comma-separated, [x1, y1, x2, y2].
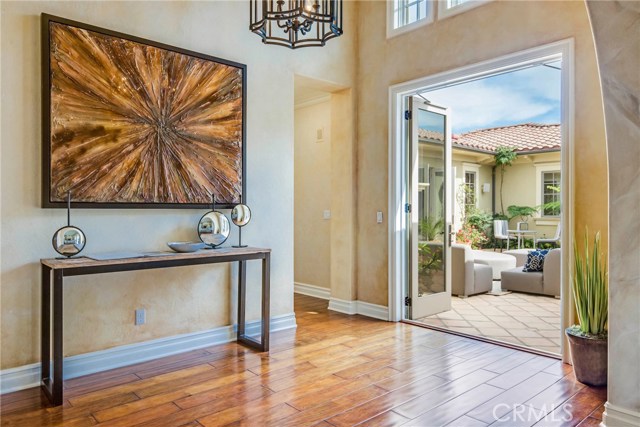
[1, 294, 606, 427]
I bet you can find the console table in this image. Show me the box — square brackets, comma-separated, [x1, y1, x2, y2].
[40, 246, 271, 406]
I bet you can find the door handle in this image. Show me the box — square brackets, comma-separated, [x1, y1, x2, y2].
[448, 224, 455, 246]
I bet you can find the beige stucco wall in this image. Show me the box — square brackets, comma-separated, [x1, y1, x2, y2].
[451, 152, 493, 227]
[356, 0, 608, 306]
[496, 152, 561, 239]
[0, 1, 356, 368]
[586, 1, 640, 421]
[294, 100, 332, 290]
[329, 89, 358, 302]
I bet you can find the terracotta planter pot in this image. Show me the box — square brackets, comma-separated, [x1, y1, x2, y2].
[566, 328, 607, 386]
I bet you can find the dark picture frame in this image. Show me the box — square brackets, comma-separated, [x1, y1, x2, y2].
[41, 14, 247, 209]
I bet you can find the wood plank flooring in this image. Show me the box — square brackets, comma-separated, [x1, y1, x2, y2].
[1, 294, 606, 426]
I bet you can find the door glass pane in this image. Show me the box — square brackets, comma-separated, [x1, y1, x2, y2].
[417, 109, 446, 296]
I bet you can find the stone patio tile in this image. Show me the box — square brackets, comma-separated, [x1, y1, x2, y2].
[420, 290, 561, 354]
[447, 326, 480, 335]
[537, 329, 562, 338]
[527, 310, 555, 316]
[507, 329, 541, 338]
[468, 320, 499, 329]
[442, 319, 471, 327]
[498, 321, 528, 329]
[420, 318, 445, 327]
[519, 337, 556, 347]
[476, 327, 510, 337]
[500, 304, 527, 310]
[536, 346, 561, 354]
[486, 315, 514, 321]
[499, 336, 525, 345]
[516, 315, 540, 322]
[480, 309, 506, 316]
[530, 322, 558, 330]
[438, 312, 463, 320]
[462, 314, 489, 321]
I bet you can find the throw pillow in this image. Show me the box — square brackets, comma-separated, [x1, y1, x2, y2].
[523, 250, 549, 272]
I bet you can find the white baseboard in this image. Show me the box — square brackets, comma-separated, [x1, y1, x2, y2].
[294, 282, 331, 300]
[328, 297, 389, 321]
[357, 300, 390, 320]
[0, 313, 296, 395]
[328, 297, 358, 315]
[602, 402, 640, 427]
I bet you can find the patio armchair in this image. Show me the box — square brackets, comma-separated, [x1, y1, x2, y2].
[451, 244, 493, 297]
[535, 222, 561, 248]
[493, 220, 516, 251]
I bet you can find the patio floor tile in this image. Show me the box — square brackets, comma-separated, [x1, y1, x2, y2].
[442, 319, 471, 327]
[520, 337, 557, 347]
[416, 291, 561, 354]
[506, 328, 541, 338]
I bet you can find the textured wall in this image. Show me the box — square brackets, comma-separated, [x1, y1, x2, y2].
[586, 0, 640, 422]
[355, 0, 608, 306]
[294, 100, 332, 290]
[0, 1, 356, 368]
[494, 153, 562, 238]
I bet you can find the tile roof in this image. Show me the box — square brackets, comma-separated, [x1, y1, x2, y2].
[452, 123, 561, 153]
[417, 129, 445, 142]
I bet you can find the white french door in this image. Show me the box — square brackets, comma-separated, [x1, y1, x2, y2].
[408, 97, 453, 319]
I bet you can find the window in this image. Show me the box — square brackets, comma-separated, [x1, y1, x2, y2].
[387, 0, 433, 38]
[387, 0, 491, 38]
[394, 0, 429, 28]
[447, 0, 471, 8]
[542, 171, 561, 216]
[437, 0, 491, 20]
[464, 171, 476, 211]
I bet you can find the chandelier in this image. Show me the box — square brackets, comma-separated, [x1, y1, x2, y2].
[250, 0, 343, 49]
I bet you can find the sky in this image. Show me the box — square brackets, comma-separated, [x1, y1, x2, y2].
[420, 61, 562, 135]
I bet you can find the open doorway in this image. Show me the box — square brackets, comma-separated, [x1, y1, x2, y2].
[293, 79, 334, 301]
[390, 41, 573, 358]
[293, 76, 357, 311]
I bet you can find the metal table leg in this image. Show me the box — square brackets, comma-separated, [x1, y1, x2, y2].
[41, 266, 52, 402]
[237, 255, 270, 352]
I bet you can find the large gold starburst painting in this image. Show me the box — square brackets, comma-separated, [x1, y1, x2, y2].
[45, 18, 245, 207]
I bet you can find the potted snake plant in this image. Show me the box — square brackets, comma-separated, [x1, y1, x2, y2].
[566, 230, 608, 386]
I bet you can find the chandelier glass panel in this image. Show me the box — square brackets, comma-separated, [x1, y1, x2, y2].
[250, 0, 343, 49]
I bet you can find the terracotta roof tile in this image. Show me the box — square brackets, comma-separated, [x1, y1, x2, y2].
[417, 129, 445, 142]
[452, 123, 561, 153]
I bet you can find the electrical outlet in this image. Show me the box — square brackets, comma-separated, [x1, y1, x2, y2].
[135, 309, 145, 325]
[376, 211, 383, 224]
[323, 210, 331, 220]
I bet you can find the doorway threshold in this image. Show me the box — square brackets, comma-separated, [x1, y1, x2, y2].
[403, 319, 562, 360]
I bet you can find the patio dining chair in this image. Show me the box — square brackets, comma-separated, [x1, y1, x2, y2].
[535, 222, 561, 248]
[493, 220, 516, 252]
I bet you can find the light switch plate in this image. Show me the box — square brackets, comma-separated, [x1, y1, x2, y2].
[323, 210, 331, 220]
[135, 309, 145, 325]
[376, 211, 383, 223]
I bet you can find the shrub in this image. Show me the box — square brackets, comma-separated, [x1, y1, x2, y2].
[456, 224, 489, 249]
[466, 210, 493, 235]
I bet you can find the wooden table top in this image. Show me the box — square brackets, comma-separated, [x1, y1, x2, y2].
[41, 246, 271, 269]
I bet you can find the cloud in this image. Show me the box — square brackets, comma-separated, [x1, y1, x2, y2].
[422, 64, 561, 134]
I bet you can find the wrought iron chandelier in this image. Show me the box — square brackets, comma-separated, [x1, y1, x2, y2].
[250, 0, 343, 49]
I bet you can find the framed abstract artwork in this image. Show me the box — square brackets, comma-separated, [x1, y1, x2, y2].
[41, 14, 246, 208]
